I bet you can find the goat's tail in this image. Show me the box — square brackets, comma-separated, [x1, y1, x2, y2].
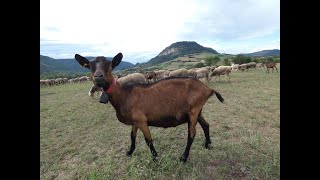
[212, 90, 224, 103]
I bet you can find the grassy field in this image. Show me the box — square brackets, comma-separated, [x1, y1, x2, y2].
[40, 65, 280, 179]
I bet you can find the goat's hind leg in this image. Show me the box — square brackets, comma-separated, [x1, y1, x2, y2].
[126, 125, 138, 157]
[198, 113, 212, 149]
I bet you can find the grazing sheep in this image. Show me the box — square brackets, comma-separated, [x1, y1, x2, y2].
[168, 68, 188, 77]
[246, 62, 257, 71]
[48, 79, 55, 86]
[74, 53, 224, 163]
[256, 63, 263, 69]
[88, 73, 147, 97]
[187, 69, 197, 78]
[210, 66, 232, 82]
[62, 78, 69, 84]
[202, 66, 215, 72]
[231, 63, 239, 71]
[57, 78, 63, 85]
[154, 70, 170, 81]
[238, 63, 248, 72]
[74, 77, 80, 83]
[54, 78, 59, 85]
[79, 76, 88, 83]
[263, 62, 278, 73]
[117, 73, 147, 86]
[195, 68, 211, 83]
[40, 80, 48, 87]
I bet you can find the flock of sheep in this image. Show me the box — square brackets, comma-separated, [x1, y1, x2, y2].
[40, 76, 91, 87]
[87, 66, 228, 98]
[119, 61, 266, 85]
[40, 61, 276, 95]
[86, 61, 273, 98]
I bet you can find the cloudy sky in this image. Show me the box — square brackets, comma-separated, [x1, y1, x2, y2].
[40, 0, 280, 64]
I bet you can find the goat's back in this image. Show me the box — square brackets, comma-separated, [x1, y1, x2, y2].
[121, 77, 214, 115]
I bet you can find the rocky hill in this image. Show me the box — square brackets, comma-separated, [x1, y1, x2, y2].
[145, 41, 219, 66]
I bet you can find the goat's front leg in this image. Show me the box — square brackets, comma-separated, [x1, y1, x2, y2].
[138, 124, 158, 162]
[126, 125, 138, 157]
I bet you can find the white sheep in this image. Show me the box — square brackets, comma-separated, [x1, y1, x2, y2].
[238, 63, 248, 72]
[117, 72, 147, 86]
[196, 68, 211, 83]
[246, 62, 257, 71]
[210, 66, 232, 82]
[88, 73, 147, 98]
[40, 79, 49, 87]
[256, 63, 263, 69]
[187, 69, 197, 78]
[168, 68, 188, 77]
[154, 70, 170, 81]
[231, 63, 239, 71]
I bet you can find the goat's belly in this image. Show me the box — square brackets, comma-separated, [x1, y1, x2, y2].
[117, 118, 134, 125]
[147, 114, 188, 128]
[116, 113, 134, 125]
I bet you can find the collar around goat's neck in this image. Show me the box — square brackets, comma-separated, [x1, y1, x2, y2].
[102, 78, 117, 94]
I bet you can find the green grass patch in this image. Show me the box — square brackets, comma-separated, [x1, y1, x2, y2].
[41, 66, 280, 179]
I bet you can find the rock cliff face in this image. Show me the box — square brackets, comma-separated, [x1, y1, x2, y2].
[146, 41, 219, 66]
[158, 47, 179, 56]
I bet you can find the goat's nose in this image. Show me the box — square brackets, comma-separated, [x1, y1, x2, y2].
[94, 71, 104, 78]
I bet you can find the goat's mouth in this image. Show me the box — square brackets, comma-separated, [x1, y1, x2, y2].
[93, 79, 107, 88]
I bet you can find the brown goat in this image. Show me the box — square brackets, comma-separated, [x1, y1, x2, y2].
[74, 53, 224, 162]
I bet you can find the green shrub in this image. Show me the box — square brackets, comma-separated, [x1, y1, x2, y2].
[223, 58, 231, 66]
[204, 55, 220, 66]
[194, 62, 205, 68]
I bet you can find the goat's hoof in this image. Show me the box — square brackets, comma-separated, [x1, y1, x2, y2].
[126, 151, 133, 157]
[180, 156, 188, 163]
[205, 143, 213, 150]
[152, 157, 158, 162]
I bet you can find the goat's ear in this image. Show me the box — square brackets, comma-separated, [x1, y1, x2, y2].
[75, 54, 90, 69]
[112, 53, 123, 69]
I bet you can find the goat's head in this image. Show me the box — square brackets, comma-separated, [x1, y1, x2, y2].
[74, 53, 123, 90]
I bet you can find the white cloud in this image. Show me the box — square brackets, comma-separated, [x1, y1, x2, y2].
[40, 0, 280, 62]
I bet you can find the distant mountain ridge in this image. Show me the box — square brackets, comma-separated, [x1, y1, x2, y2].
[146, 41, 219, 66]
[40, 43, 280, 75]
[40, 55, 134, 73]
[239, 49, 280, 57]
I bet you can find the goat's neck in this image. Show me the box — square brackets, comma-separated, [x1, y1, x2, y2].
[107, 82, 126, 113]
